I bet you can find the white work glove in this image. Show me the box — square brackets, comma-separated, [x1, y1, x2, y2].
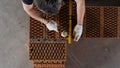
[74, 24, 83, 41]
[45, 20, 58, 32]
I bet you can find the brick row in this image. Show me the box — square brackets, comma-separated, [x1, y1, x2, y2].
[29, 42, 66, 61]
[33, 60, 65, 68]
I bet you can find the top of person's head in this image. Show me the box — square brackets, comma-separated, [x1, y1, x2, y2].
[34, 0, 62, 15]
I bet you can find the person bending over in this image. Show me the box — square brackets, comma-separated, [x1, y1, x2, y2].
[22, 0, 85, 41]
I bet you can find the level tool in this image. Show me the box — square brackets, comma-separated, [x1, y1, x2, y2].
[68, 0, 72, 44]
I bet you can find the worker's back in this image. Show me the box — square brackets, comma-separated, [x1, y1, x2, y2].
[34, 0, 63, 15]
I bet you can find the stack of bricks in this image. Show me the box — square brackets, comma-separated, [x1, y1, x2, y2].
[29, 1, 120, 68]
[82, 6, 120, 38]
[29, 43, 66, 68]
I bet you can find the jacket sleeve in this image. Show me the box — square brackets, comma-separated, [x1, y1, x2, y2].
[22, 0, 34, 5]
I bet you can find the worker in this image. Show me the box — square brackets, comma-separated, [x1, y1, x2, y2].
[22, 0, 85, 41]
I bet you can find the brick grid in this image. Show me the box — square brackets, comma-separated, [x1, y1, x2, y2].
[83, 6, 120, 38]
[29, 42, 66, 68]
[103, 7, 118, 37]
[29, 43, 66, 60]
[85, 6, 101, 38]
[34, 64, 65, 68]
[29, 17, 45, 40]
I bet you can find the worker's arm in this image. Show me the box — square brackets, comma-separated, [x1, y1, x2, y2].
[75, 0, 85, 25]
[22, 2, 48, 24]
[73, 0, 85, 41]
[22, 2, 58, 32]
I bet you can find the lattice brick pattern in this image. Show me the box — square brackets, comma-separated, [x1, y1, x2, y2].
[29, 43, 66, 61]
[34, 64, 65, 68]
[103, 7, 118, 37]
[33, 61, 65, 68]
[85, 6, 120, 38]
[85, 7, 101, 38]
[29, 17, 45, 40]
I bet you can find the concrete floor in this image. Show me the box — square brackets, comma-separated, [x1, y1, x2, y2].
[0, 0, 120, 68]
[66, 39, 120, 68]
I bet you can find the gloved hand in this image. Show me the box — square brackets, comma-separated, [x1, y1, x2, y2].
[74, 24, 83, 41]
[45, 20, 58, 32]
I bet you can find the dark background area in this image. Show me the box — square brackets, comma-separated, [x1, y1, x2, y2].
[86, 0, 120, 6]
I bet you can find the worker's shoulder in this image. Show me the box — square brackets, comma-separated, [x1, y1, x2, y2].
[22, 0, 34, 5]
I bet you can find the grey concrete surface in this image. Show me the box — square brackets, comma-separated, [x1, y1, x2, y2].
[66, 39, 120, 68]
[0, 0, 32, 68]
[0, 0, 120, 68]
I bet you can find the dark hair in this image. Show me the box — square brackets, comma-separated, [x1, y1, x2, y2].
[34, 0, 62, 15]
